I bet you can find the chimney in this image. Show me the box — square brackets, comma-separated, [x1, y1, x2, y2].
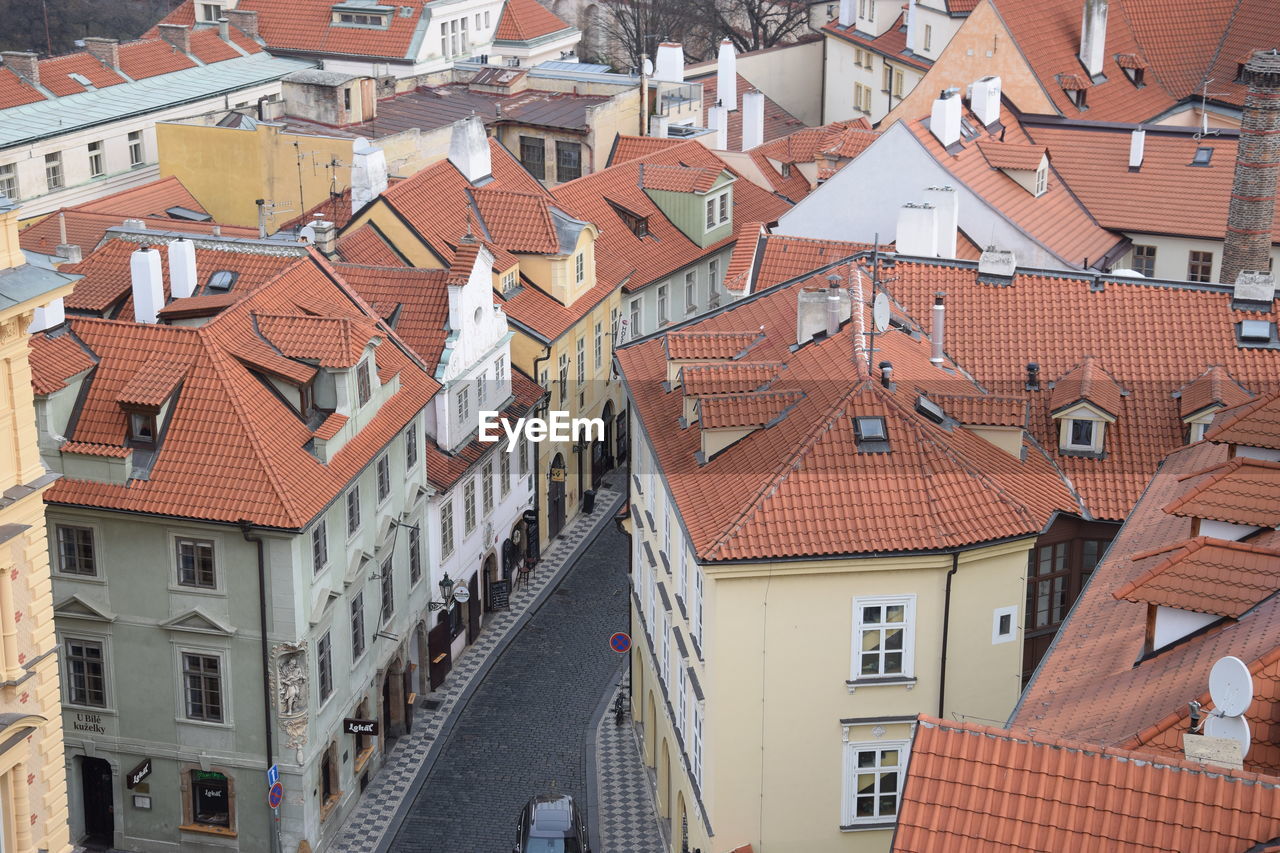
[708, 103, 728, 149]
[717, 40, 737, 111]
[825, 287, 841, 336]
[351, 138, 389, 215]
[741, 90, 764, 151]
[1078, 0, 1108, 79]
[1222, 49, 1280, 285]
[168, 239, 197, 300]
[157, 24, 192, 54]
[971, 75, 1001, 126]
[54, 212, 81, 263]
[797, 287, 851, 345]
[930, 88, 961, 147]
[83, 37, 120, 69]
[653, 42, 684, 83]
[29, 298, 65, 333]
[838, 0, 854, 27]
[878, 361, 894, 389]
[649, 114, 670, 137]
[226, 9, 260, 40]
[930, 292, 945, 365]
[448, 115, 492, 184]
[218, 17, 231, 41]
[924, 185, 957, 258]
[895, 202, 938, 256]
[0, 52, 39, 87]
[312, 220, 337, 256]
[131, 248, 165, 324]
[1231, 270, 1276, 307]
[1026, 362, 1040, 390]
[905, 0, 918, 52]
[978, 247, 1017, 277]
[1128, 127, 1145, 170]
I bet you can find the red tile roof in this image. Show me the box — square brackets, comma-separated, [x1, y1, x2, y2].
[493, 0, 574, 42]
[665, 330, 761, 360]
[750, 232, 877, 290]
[931, 393, 1028, 427]
[1163, 457, 1280, 527]
[117, 38, 197, 78]
[1204, 389, 1280, 449]
[699, 388, 803, 428]
[74, 176, 208, 218]
[681, 361, 782, 395]
[29, 332, 96, 394]
[0, 68, 46, 110]
[1049, 356, 1127, 417]
[894, 716, 1280, 853]
[115, 358, 191, 407]
[687, 71, 807, 151]
[37, 52, 127, 96]
[608, 135, 686, 166]
[640, 164, 724, 193]
[1178, 365, 1253, 419]
[332, 264, 451, 367]
[256, 314, 376, 368]
[424, 369, 545, 489]
[470, 188, 563, 254]
[1112, 536, 1280, 618]
[335, 225, 407, 268]
[975, 139, 1046, 171]
[822, 14, 930, 71]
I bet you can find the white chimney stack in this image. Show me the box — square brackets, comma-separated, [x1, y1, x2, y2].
[1079, 0, 1108, 79]
[131, 248, 165, 324]
[312, 220, 337, 256]
[29, 298, 65, 333]
[924, 185, 958, 258]
[708, 104, 729, 149]
[971, 75, 1002, 126]
[717, 39, 737, 111]
[895, 202, 938, 256]
[1128, 127, 1146, 170]
[448, 115, 492, 184]
[649, 114, 670, 137]
[906, 0, 918, 52]
[930, 88, 961, 147]
[741, 90, 765, 151]
[838, 0, 854, 27]
[351, 137, 389, 214]
[168, 238, 197, 299]
[930, 292, 945, 365]
[653, 42, 684, 83]
[217, 16, 230, 41]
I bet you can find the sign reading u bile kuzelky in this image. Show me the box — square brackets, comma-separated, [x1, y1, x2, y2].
[343, 718, 379, 736]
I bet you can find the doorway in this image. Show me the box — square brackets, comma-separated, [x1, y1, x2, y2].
[548, 452, 566, 538]
[593, 401, 614, 488]
[467, 573, 481, 643]
[428, 615, 451, 691]
[79, 756, 114, 847]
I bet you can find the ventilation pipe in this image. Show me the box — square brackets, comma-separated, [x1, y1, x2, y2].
[217, 16, 231, 41]
[653, 42, 684, 83]
[930, 88, 961, 147]
[1128, 127, 1146, 170]
[716, 39, 737, 111]
[131, 248, 165, 324]
[1078, 0, 1108, 78]
[930, 292, 945, 365]
[168, 238, 197, 300]
[1026, 362, 1040, 390]
[825, 286, 841, 336]
[741, 90, 765, 151]
[879, 361, 894, 388]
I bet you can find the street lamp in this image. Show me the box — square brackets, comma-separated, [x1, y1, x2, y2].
[428, 573, 470, 611]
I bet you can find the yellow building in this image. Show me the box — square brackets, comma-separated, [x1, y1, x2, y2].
[615, 260, 1080, 852]
[0, 196, 78, 853]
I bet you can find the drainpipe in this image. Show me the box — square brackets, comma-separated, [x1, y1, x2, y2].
[240, 521, 282, 853]
[531, 346, 552, 551]
[937, 551, 959, 718]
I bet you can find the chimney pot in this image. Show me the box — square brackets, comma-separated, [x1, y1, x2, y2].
[741, 90, 765, 151]
[130, 248, 165, 324]
[930, 292, 945, 365]
[930, 88, 962, 147]
[716, 39, 737, 112]
[447, 115, 492, 184]
[1026, 362, 1041, 390]
[653, 42, 684, 83]
[218, 16, 231, 41]
[83, 37, 120, 69]
[168, 238, 197, 300]
[157, 24, 192, 54]
[879, 360, 894, 388]
[0, 52, 39, 87]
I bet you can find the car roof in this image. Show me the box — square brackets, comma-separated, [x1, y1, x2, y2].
[529, 795, 574, 836]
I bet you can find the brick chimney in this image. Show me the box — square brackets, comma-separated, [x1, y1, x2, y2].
[1222, 49, 1280, 285]
[0, 52, 39, 87]
[227, 9, 260, 41]
[157, 24, 192, 54]
[83, 37, 120, 69]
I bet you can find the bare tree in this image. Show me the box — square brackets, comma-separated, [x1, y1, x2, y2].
[703, 0, 810, 53]
[598, 0, 700, 71]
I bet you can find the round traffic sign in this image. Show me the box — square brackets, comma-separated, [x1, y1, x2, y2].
[268, 781, 284, 809]
[609, 632, 631, 653]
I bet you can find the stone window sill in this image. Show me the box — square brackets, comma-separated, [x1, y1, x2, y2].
[845, 677, 916, 693]
[841, 821, 895, 832]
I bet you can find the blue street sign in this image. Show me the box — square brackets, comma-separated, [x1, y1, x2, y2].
[268, 781, 284, 809]
[610, 632, 631, 654]
[266, 764, 279, 786]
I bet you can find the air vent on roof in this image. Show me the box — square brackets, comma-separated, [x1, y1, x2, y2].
[399, 5, 412, 15]
[915, 395, 946, 425]
[207, 270, 239, 291]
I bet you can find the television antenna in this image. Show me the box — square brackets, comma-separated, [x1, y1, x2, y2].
[1193, 79, 1228, 139]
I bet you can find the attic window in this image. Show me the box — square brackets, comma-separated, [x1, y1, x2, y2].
[959, 118, 979, 141]
[781, 163, 792, 179]
[356, 359, 373, 405]
[1034, 164, 1047, 196]
[128, 412, 157, 445]
[853, 416, 889, 452]
[207, 270, 238, 291]
[1190, 147, 1214, 166]
[1124, 66, 1145, 86]
[335, 10, 389, 26]
[1067, 419, 1095, 449]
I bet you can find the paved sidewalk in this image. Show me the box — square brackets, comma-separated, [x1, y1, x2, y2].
[332, 484, 624, 853]
[594, 680, 666, 853]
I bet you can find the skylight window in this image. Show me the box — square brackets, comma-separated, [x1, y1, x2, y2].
[1191, 147, 1214, 166]
[207, 270, 238, 291]
[914, 396, 946, 425]
[853, 416, 889, 452]
[1238, 319, 1274, 345]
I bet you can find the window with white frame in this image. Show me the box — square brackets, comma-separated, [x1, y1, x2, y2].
[575, 252, 585, 283]
[674, 660, 686, 734]
[500, 449, 511, 497]
[495, 355, 506, 384]
[201, 2, 222, 21]
[176, 538, 216, 589]
[684, 270, 696, 313]
[405, 422, 418, 470]
[441, 497, 455, 557]
[456, 385, 470, 425]
[356, 359, 372, 406]
[463, 479, 477, 532]
[477, 368, 488, 406]
[482, 460, 494, 513]
[56, 525, 96, 576]
[346, 485, 361, 536]
[1059, 414, 1106, 453]
[518, 436, 530, 478]
[594, 321, 603, 370]
[679, 549, 688, 601]
[45, 152, 63, 191]
[992, 604, 1018, 644]
[851, 595, 915, 679]
[691, 702, 703, 785]
[842, 739, 907, 825]
[646, 569, 656, 636]
[376, 454, 391, 502]
[577, 337, 586, 384]
[312, 519, 328, 574]
[409, 525, 422, 585]
[128, 131, 144, 167]
[659, 612, 670, 684]
[1034, 164, 1048, 196]
[88, 140, 104, 178]
[0, 162, 17, 200]
[708, 258, 719, 289]
[629, 299, 640, 335]
[692, 566, 703, 643]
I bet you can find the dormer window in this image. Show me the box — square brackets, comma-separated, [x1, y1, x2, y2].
[1034, 164, 1047, 196]
[128, 411, 157, 445]
[201, 2, 223, 22]
[334, 9, 390, 27]
[1067, 418, 1095, 450]
[356, 358, 372, 406]
[1116, 54, 1146, 87]
[575, 253, 585, 284]
[705, 192, 729, 230]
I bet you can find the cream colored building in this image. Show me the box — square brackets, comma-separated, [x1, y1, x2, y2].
[0, 196, 78, 853]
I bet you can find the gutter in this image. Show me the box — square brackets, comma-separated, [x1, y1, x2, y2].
[937, 550, 959, 718]
[239, 520, 281, 853]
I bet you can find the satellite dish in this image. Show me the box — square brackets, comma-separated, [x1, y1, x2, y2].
[452, 584, 471, 604]
[642, 58, 654, 76]
[1209, 656, 1253, 717]
[1205, 713, 1252, 759]
[872, 292, 891, 333]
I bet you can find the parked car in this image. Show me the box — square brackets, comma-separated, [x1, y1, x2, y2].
[513, 794, 590, 852]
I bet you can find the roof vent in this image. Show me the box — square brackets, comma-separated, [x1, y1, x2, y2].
[207, 270, 238, 291]
[878, 360, 894, 389]
[915, 394, 946, 424]
[1026, 362, 1040, 390]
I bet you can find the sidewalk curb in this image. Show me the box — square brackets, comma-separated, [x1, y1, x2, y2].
[374, 491, 626, 853]
[584, 664, 626, 853]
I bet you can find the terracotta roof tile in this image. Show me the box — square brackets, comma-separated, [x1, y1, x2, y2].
[822, 14, 930, 71]
[1112, 536, 1280, 618]
[665, 330, 761, 360]
[333, 264, 451, 367]
[699, 388, 803, 428]
[1178, 365, 1253, 419]
[1163, 457, 1280, 527]
[19, 212, 256, 257]
[640, 164, 723, 193]
[0, 68, 46, 109]
[313, 412, 347, 440]
[894, 716, 1280, 853]
[116, 359, 191, 407]
[73, 176, 208, 217]
[335, 224, 407, 267]
[681, 361, 783, 395]
[60, 441, 131, 458]
[975, 139, 1047, 171]
[608, 135, 686, 166]
[37, 52, 127, 96]
[187, 27, 243, 63]
[1205, 389, 1280, 450]
[470, 188, 562, 254]
[494, 0, 574, 42]
[255, 313, 378, 368]
[1049, 356, 1126, 417]
[751, 233, 876, 290]
[932, 393, 1028, 427]
[29, 332, 95, 394]
[117, 38, 197, 79]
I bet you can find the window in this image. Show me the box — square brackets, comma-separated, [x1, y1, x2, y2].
[1131, 244, 1156, 277]
[66, 638, 106, 707]
[854, 83, 873, 113]
[495, 355, 506, 384]
[501, 269, 517, 293]
[1068, 419, 1094, 449]
[852, 595, 914, 678]
[464, 478, 477, 533]
[657, 285, 669, 323]
[1028, 542, 1068, 629]
[177, 538, 216, 589]
[629, 300, 640, 335]
[1188, 250, 1213, 283]
[593, 322, 603, 370]
[350, 590, 366, 660]
[128, 131, 144, 167]
[719, 193, 728, 223]
[520, 136, 546, 180]
[518, 437, 530, 477]
[678, 549, 689, 601]
[456, 385, 470, 425]
[380, 555, 394, 624]
[128, 411, 156, 445]
[992, 605, 1018, 644]
[312, 520, 328, 574]
[404, 422, 418, 470]
[201, 3, 222, 21]
[356, 359, 372, 405]
[317, 631, 333, 702]
[1034, 165, 1047, 196]
[692, 566, 703, 642]
[441, 497, 455, 557]
[482, 460, 494, 513]
[691, 703, 703, 785]
[475, 12, 481, 27]
[320, 745, 338, 810]
[485, 10, 490, 26]
[709, 258, 719, 290]
[182, 653, 223, 722]
[0, 163, 17, 199]
[705, 197, 716, 229]
[376, 455, 390, 502]
[1081, 539, 1104, 588]
[477, 368, 488, 406]
[343, 88, 352, 111]
[460, 15, 468, 50]
[1191, 146, 1214, 166]
[409, 525, 424, 584]
[575, 251, 585, 283]
[346, 486, 361, 535]
[684, 270, 697, 313]
[882, 64, 893, 93]
[45, 152, 63, 191]
[842, 741, 906, 825]
[56, 525, 96, 576]
[659, 613, 669, 684]
[674, 662, 686, 734]
[557, 141, 583, 182]
[923, 23, 932, 50]
[500, 448, 511, 497]
[88, 141, 104, 178]
[190, 771, 230, 826]
[576, 337, 586, 384]
[558, 353, 569, 397]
